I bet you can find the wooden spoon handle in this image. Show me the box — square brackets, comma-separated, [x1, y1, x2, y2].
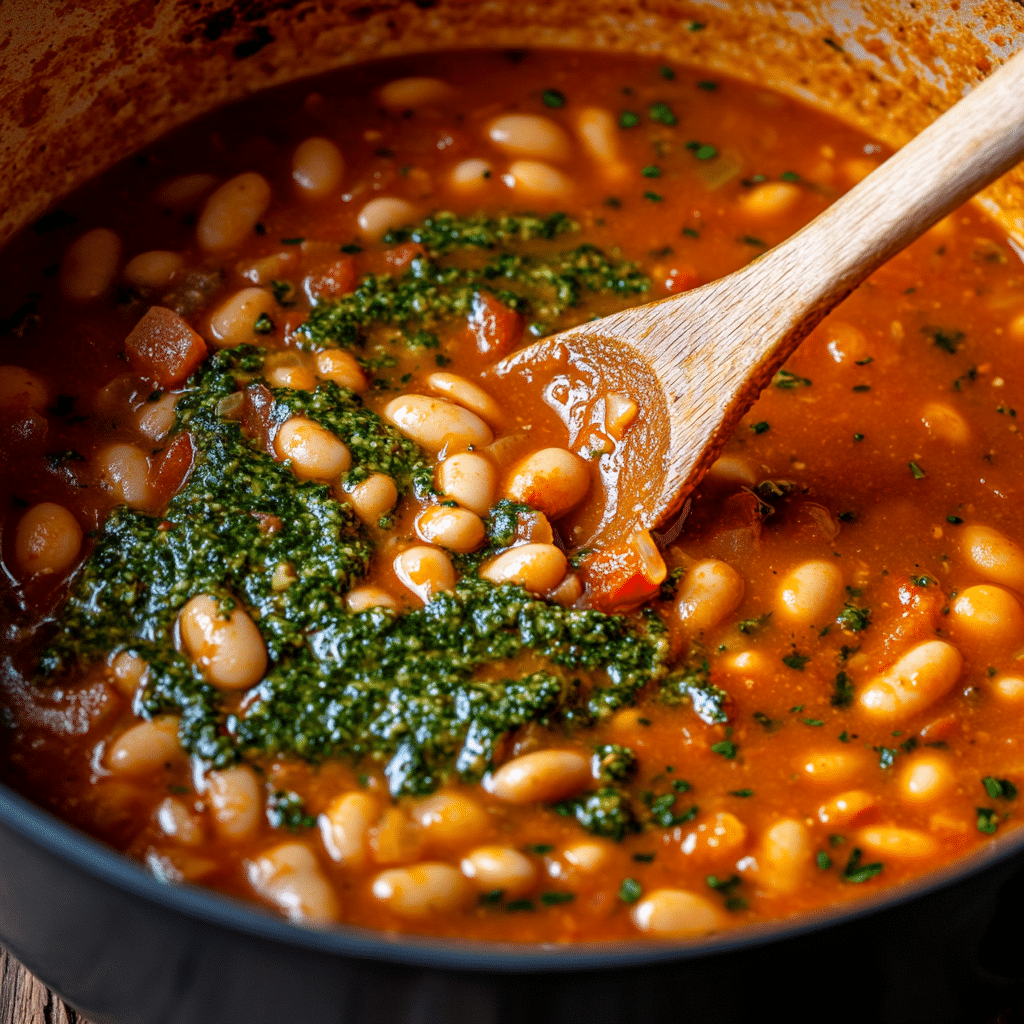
[748, 45, 1024, 329]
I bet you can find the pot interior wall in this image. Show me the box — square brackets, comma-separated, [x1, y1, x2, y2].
[1, 0, 1023, 250]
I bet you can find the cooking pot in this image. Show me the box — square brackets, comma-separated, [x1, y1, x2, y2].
[2, 2, 1024, 1022]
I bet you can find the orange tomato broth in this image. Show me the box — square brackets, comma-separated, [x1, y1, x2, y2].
[1, 48, 1024, 941]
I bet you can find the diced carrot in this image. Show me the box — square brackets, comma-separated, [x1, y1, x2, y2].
[150, 431, 194, 506]
[466, 291, 523, 356]
[664, 265, 701, 294]
[581, 529, 667, 611]
[124, 306, 207, 388]
[384, 242, 425, 270]
[304, 255, 357, 301]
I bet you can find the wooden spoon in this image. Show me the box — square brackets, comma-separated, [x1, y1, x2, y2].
[492, 48, 1024, 550]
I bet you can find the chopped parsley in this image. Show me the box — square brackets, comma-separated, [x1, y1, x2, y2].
[618, 878, 643, 903]
[982, 776, 1017, 800]
[977, 807, 999, 834]
[842, 848, 883, 883]
[782, 652, 809, 671]
[831, 671, 855, 708]
[542, 89, 566, 108]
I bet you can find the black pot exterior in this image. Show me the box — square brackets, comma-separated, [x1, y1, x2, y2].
[1, 785, 1023, 1024]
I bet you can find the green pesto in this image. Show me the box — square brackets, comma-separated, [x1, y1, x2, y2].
[41, 348, 668, 793]
[297, 212, 649, 349]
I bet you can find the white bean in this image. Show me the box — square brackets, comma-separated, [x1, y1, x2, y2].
[488, 114, 570, 161]
[371, 863, 471, 918]
[679, 812, 748, 865]
[14, 502, 82, 578]
[449, 158, 493, 192]
[858, 640, 962, 723]
[393, 545, 455, 603]
[347, 473, 398, 525]
[273, 416, 351, 482]
[855, 825, 937, 861]
[575, 107, 621, 165]
[206, 765, 261, 841]
[674, 559, 744, 633]
[424, 372, 503, 429]
[0, 366, 47, 411]
[357, 197, 416, 240]
[156, 796, 204, 846]
[800, 749, 869, 785]
[461, 846, 536, 896]
[292, 137, 345, 200]
[178, 594, 267, 690]
[962, 524, 1024, 592]
[95, 443, 153, 509]
[487, 750, 589, 804]
[316, 349, 367, 392]
[949, 584, 1024, 646]
[754, 818, 812, 894]
[897, 752, 955, 804]
[108, 651, 148, 697]
[436, 453, 497, 516]
[707, 455, 756, 486]
[479, 543, 567, 593]
[502, 160, 572, 199]
[154, 173, 217, 211]
[920, 401, 969, 444]
[379, 77, 456, 110]
[107, 716, 183, 775]
[739, 181, 801, 218]
[207, 287, 277, 349]
[347, 586, 398, 613]
[415, 505, 485, 553]
[776, 559, 844, 625]
[411, 792, 490, 851]
[384, 394, 492, 453]
[505, 448, 589, 520]
[197, 173, 272, 252]
[137, 392, 178, 441]
[123, 250, 184, 291]
[817, 790, 876, 826]
[632, 889, 723, 937]
[247, 841, 338, 924]
[59, 228, 121, 301]
[319, 792, 379, 866]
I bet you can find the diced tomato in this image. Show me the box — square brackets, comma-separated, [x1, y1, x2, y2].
[150, 431, 194, 506]
[241, 383, 277, 455]
[466, 291, 523, 356]
[124, 306, 207, 388]
[304, 255, 357, 301]
[581, 529, 667, 611]
[664, 265, 701, 294]
[384, 242, 425, 270]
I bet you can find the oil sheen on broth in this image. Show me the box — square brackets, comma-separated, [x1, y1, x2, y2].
[2, 50, 1024, 942]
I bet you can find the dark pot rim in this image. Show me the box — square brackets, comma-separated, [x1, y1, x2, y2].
[4, 777, 1024, 973]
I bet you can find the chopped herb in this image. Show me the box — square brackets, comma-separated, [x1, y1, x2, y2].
[694, 144, 717, 160]
[619, 111, 640, 129]
[753, 711, 781, 731]
[641, 165, 662, 178]
[728, 789, 754, 798]
[618, 878, 643, 903]
[340, 243, 363, 254]
[947, 515, 963, 525]
[266, 790, 315, 831]
[506, 899, 535, 912]
[842, 848, 883, 883]
[659, 659, 730, 724]
[854, 433, 864, 442]
[527, 844, 554, 855]
[830, 834, 847, 847]
[923, 325, 965, 354]
[253, 313, 274, 335]
[649, 792, 698, 827]
[772, 369, 812, 391]
[672, 779, 692, 793]
[682, 227, 700, 238]
[839, 731, 850, 743]
[660, 66, 676, 80]
[480, 889, 504, 905]
[779, 170, 801, 182]
[658, 566, 685, 601]
[688, 21, 706, 30]
[836, 603, 870, 633]
[737, 612, 772, 635]
[556, 787, 640, 841]
[831, 671, 856, 708]
[823, 37, 845, 52]
[542, 89, 566, 108]
[837, 511, 857, 523]
[801, 718, 824, 727]
[633, 852, 656, 863]
[900, 736, 918, 755]
[706, 874, 747, 911]
[711, 740, 737, 759]
[977, 807, 999, 834]
[697, 80, 717, 91]
[649, 103, 678, 126]
[742, 235, 766, 247]
[782, 652, 809, 671]
[750, 421, 770, 434]
[852, 384, 871, 393]
[540, 891, 575, 906]
[982, 776, 1018, 800]
[271, 280, 296, 307]
[875, 746, 898, 769]
[280, 237, 304, 245]
[910, 575, 935, 587]
[592, 744, 638, 783]
[855, 356, 874, 366]
[790, 704, 804, 713]
[643, 191, 664, 202]
[816, 851, 833, 870]
[909, 461, 926, 480]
